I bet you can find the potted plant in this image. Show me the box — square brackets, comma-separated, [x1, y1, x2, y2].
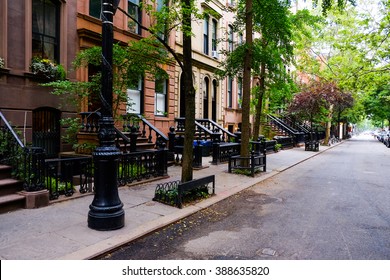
[30, 57, 66, 81]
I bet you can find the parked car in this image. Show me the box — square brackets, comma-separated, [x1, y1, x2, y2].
[383, 132, 390, 148]
[377, 131, 387, 143]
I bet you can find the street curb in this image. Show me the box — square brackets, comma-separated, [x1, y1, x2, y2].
[58, 142, 343, 260]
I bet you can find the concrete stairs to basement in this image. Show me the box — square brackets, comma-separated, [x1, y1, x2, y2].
[0, 165, 25, 214]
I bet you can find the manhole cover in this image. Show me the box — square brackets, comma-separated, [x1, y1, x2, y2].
[246, 195, 281, 204]
[257, 248, 276, 256]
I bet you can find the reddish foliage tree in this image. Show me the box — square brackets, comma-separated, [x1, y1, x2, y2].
[288, 80, 354, 142]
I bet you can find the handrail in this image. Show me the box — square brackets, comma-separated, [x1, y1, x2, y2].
[267, 114, 299, 136]
[114, 127, 130, 143]
[79, 111, 101, 133]
[194, 120, 215, 136]
[175, 117, 237, 142]
[195, 118, 237, 139]
[137, 114, 168, 141]
[0, 111, 24, 148]
[281, 115, 310, 133]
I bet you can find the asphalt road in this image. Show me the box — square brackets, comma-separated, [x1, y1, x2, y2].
[101, 135, 390, 260]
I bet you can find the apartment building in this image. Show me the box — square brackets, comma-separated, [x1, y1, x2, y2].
[0, 0, 245, 156]
[174, 0, 243, 133]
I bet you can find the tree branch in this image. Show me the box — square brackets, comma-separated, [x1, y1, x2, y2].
[117, 6, 184, 70]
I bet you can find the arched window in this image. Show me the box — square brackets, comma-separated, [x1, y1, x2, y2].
[212, 80, 217, 121]
[203, 77, 209, 119]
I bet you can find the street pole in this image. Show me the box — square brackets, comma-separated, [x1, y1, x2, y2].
[88, 0, 125, 230]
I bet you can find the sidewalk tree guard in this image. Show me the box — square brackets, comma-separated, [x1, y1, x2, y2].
[88, 0, 125, 231]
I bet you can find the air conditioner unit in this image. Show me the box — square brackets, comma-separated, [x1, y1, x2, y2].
[211, 51, 219, 59]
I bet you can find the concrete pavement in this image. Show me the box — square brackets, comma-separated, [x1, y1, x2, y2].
[0, 144, 336, 260]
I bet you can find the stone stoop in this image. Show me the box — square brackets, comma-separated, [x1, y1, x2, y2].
[0, 165, 50, 214]
[0, 165, 25, 214]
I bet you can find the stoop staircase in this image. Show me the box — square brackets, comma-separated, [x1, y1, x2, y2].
[0, 165, 25, 214]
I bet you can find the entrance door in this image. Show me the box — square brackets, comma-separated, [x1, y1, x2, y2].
[212, 80, 217, 121]
[203, 77, 209, 119]
[33, 107, 60, 158]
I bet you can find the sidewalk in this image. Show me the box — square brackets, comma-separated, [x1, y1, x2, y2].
[0, 144, 334, 260]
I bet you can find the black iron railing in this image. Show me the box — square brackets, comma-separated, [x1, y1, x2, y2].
[2, 111, 168, 201]
[44, 156, 93, 200]
[195, 118, 237, 142]
[212, 142, 240, 164]
[123, 113, 168, 149]
[175, 117, 237, 143]
[0, 111, 46, 191]
[266, 114, 306, 144]
[79, 111, 101, 133]
[118, 149, 167, 186]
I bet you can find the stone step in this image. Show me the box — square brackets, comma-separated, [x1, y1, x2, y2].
[0, 178, 23, 196]
[0, 193, 25, 214]
[0, 165, 12, 180]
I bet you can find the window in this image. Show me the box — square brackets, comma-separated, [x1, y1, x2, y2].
[127, 77, 143, 114]
[238, 32, 243, 45]
[228, 76, 233, 108]
[32, 0, 60, 62]
[203, 77, 209, 118]
[212, 19, 217, 52]
[89, 0, 101, 18]
[128, 0, 141, 34]
[155, 77, 168, 116]
[228, 0, 235, 7]
[203, 16, 209, 55]
[237, 78, 242, 109]
[157, 0, 167, 41]
[228, 25, 234, 52]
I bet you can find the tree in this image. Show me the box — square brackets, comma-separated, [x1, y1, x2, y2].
[288, 80, 353, 142]
[180, 0, 197, 182]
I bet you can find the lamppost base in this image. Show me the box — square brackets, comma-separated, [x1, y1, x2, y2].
[88, 208, 125, 231]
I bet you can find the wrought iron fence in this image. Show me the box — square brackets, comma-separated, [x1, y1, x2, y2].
[212, 142, 240, 164]
[44, 157, 93, 200]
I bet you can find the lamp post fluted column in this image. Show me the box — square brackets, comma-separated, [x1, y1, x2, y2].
[88, 0, 125, 230]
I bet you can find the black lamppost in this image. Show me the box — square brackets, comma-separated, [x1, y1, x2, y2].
[88, 0, 125, 230]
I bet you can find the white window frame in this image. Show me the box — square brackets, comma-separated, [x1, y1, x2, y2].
[155, 78, 167, 116]
[127, 78, 143, 114]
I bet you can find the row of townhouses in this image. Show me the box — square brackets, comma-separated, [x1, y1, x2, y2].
[0, 0, 250, 156]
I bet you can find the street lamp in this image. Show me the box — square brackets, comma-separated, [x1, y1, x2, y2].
[88, 0, 125, 230]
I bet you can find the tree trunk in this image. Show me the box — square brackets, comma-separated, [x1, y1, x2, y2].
[181, 0, 195, 183]
[324, 104, 333, 145]
[240, 0, 253, 161]
[253, 62, 266, 140]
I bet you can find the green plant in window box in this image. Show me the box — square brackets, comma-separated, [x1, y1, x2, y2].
[30, 57, 66, 81]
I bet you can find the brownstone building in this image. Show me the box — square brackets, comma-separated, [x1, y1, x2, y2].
[0, 0, 79, 157]
[0, 0, 176, 157]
